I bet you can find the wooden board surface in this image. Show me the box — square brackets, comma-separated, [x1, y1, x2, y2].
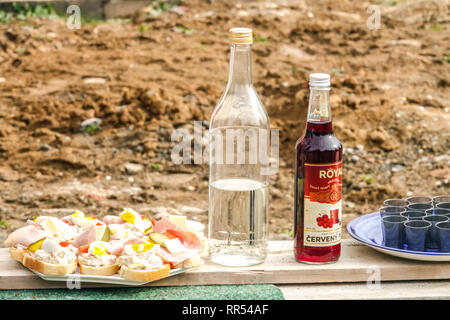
[1, 239, 450, 289]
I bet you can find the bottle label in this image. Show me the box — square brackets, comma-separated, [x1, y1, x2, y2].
[302, 161, 342, 247]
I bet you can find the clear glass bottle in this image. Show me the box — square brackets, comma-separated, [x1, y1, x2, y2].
[208, 28, 270, 267]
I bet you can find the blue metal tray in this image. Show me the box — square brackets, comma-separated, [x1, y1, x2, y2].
[347, 212, 450, 262]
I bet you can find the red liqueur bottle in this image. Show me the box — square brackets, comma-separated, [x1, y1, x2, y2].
[294, 73, 343, 264]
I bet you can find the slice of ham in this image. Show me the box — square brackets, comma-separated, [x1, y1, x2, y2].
[72, 225, 96, 248]
[26, 220, 41, 229]
[60, 216, 74, 226]
[166, 229, 202, 251]
[109, 238, 147, 256]
[156, 247, 200, 266]
[123, 237, 147, 246]
[153, 217, 178, 233]
[109, 241, 125, 256]
[5, 225, 49, 248]
[103, 215, 125, 225]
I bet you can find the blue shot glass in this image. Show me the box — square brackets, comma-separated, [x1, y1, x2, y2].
[407, 203, 433, 213]
[401, 210, 427, 221]
[384, 199, 408, 208]
[423, 215, 449, 250]
[379, 206, 405, 219]
[437, 202, 450, 211]
[436, 221, 450, 253]
[433, 196, 450, 207]
[381, 215, 407, 249]
[404, 220, 431, 252]
[425, 208, 450, 218]
[406, 196, 432, 205]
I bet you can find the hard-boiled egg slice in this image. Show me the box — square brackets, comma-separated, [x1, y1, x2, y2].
[70, 210, 97, 229]
[88, 241, 111, 256]
[41, 238, 61, 254]
[120, 208, 142, 224]
[123, 243, 159, 256]
[131, 243, 155, 253]
[121, 208, 149, 232]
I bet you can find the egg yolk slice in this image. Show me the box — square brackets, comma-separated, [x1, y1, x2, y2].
[131, 243, 154, 253]
[120, 209, 136, 224]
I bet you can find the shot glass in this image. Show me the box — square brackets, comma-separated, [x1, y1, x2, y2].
[433, 195, 450, 206]
[407, 203, 433, 212]
[379, 206, 405, 218]
[404, 220, 431, 252]
[406, 196, 432, 205]
[423, 215, 449, 250]
[436, 221, 450, 253]
[401, 210, 427, 221]
[384, 199, 408, 208]
[437, 202, 450, 210]
[382, 215, 407, 249]
[425, 208, 450, 218]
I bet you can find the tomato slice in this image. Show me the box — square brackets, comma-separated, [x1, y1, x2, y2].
[151, 219, 157, 228]
[165, 229, 184, 244]
[59, 241, 70, 247]
[78, 244, 89, 253]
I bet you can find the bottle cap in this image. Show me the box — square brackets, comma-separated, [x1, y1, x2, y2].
[229, 28, 253, 45]
[309, 73, 330, 87]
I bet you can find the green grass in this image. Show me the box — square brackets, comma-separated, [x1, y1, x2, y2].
[0, 3, 60, 24]
[278, 228, 294, 237]
[173, 26, 197, 34]
[82, 123, 100, 135]
[145, 0, 182, 17]
[253, 36, 269, 43]
[0, 221, 8, 228]
[429, 25, 443, 31]
[139, 24, 152, 32]
[151, 163, 161, 171]
[444, 55, 450, 63]
[361, 175, 375, 185]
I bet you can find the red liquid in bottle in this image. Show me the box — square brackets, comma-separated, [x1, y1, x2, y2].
[294, 120, 343, 264]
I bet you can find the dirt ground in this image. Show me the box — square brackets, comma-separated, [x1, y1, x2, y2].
[0, 0, 448, 245]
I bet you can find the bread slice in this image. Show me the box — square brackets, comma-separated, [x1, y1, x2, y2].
[23, 254, 77, 276]
[119, 263, 170, 282]
[9, 247, 26, 263]
[79, 263, 119, 276]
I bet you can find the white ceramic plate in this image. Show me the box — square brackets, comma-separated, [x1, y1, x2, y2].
[26, 265, 196, 286]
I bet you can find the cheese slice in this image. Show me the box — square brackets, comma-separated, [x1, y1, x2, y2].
[40, 218, 61, 234]
[164, 238, 185, 254]
[168, 215, 187, 228]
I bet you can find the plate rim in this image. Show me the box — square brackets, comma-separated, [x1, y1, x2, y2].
[24, 263, 200, 286]
[346, 211, 450, 257]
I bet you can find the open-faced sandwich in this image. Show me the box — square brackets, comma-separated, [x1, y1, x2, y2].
[118, 243, 170, 282]
[5, 223, 49, 262]
[78, 241, 119, 276]
[5, 208, 206, 282]
[22, 238, 78, 276]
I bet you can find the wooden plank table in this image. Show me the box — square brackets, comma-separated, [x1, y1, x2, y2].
[1, 239, 450, 297]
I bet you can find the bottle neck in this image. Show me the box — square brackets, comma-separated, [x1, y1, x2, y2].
[228, 44, 252, 88]
[306, 87, 332, 134]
